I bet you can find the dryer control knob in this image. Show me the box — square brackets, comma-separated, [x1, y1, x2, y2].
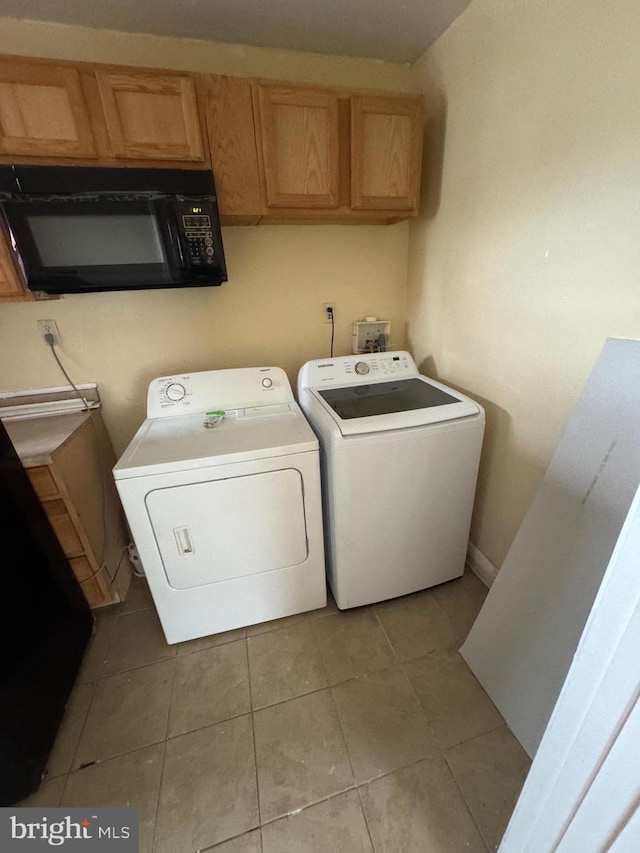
[165, 382, 186, 402]
[261, 377, 273, 388]
[355, 362, 370, 375]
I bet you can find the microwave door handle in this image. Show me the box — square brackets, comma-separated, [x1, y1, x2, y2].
[163, 204, 184, 266]
[172, 220, 185, 265]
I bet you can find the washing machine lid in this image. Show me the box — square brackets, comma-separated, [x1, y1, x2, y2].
[113, 402, 317, 479]
[307, 375, 481, 436]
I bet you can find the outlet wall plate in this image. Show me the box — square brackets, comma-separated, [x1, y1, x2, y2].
[323, 302, 336, 323]
[37, 319, 60, 345]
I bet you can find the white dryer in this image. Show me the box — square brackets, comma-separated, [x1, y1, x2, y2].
[114, 367, 326, 643]
[297, 351, 484, 609]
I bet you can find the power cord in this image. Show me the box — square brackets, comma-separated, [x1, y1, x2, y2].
[79, 544, 129, 588]
[44, 332, 91, 411]
[44, 333, 108, 568]
[328, 306, 335, 358]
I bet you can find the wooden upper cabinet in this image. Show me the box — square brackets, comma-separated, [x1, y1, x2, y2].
[202, 76, 263, 220]
[0, 228, 31, 301]
[256, 84, 340, 209]
[95, 70, 205, 161]
[351, 94, 424, 212]
[0, 53, 425, 226]
[0, 60, 96, 159]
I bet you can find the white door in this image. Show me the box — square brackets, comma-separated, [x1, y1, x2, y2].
[499, 484, 640, 852]
[145, 468, 308, 589]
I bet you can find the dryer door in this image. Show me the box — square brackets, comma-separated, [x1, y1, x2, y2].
[145, 468, 308, 589]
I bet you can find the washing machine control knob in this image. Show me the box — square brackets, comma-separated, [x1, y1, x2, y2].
[165, 382, 186, 402]
[355, 362, 370, 375]
[261, 377, 273, 388]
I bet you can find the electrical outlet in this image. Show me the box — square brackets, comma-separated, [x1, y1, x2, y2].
[323, 303, 336, 323]
[37, 319, 60, 345]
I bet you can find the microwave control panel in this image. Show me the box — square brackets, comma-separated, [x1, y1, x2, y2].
[177, 201, 219, 268]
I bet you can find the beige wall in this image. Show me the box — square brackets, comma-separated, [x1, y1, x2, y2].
[1, 225, 409, 456]
[408, 0, 640, 567]
[0, 19, 414, 454]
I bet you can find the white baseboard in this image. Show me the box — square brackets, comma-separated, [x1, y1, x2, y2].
[466, 541, 499, 588]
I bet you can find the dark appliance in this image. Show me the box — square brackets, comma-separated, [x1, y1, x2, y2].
[0, 419, 93, 805]
[0, 165, 227, 294]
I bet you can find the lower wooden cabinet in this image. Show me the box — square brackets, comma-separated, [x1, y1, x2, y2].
[43, 498, 85, 557]
[8, 410, 132, 609]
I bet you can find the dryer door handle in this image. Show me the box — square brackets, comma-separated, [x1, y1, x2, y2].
[174, 526, 195, 556]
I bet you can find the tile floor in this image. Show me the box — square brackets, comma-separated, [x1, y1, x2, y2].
[21, 571, 531, 853]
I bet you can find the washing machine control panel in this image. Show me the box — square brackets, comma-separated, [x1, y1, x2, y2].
[299, 351, 417, 389]
[147, 367, 295, 418]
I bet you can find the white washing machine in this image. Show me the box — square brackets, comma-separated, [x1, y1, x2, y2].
[297, 351, 484, 609]
[113, 367, 326, 643]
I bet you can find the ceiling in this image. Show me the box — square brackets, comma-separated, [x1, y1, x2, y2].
[1, 0, 473, 64]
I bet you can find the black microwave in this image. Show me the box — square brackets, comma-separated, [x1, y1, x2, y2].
[0, 165, 227, 295]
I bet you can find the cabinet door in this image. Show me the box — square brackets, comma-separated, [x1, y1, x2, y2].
[43, 499, 85, 558]
[0, 230, 30, 301]
[27, 466, 59, 498]
[0, 60, 96, 158]
[351, 95, 423, 211]
[256, 84, 340, 209]
[203, 76, 263, 219]
[96, 70, 204, 161]
[69, 557, 113, 609]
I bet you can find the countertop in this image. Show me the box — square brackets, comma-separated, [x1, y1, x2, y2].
[4, 412, 90, 467]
